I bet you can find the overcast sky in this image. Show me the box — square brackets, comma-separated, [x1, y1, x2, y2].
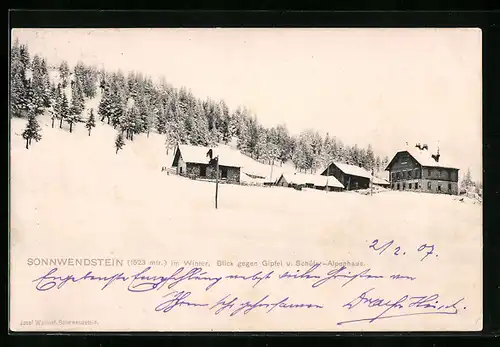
[11, 28, 482, 180]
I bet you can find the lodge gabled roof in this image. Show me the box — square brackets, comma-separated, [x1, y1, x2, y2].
[385, 148, 459, 171]
[172, 144, 242, 168]
[278, 172, 345, 189]
[320, 161, 372, 179]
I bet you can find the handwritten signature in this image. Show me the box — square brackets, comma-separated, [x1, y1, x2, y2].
[155, 290, 323, 316]
[337, 287, 465, 325]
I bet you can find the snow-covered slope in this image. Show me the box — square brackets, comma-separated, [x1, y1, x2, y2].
[11, 114, 481, 251]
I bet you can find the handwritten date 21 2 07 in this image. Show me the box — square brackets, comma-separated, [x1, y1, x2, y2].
[368, 239, 437, 261]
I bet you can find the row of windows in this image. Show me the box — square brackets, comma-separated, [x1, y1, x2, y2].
[392, 168, 457, 181]
[179, 166, 228, 178]
[391, 169, 420, 181]
[392, 182, 452, 191]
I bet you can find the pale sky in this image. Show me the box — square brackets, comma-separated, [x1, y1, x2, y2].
[11, 28, 482, 180]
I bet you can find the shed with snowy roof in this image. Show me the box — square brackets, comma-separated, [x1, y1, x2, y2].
[276, 172, 344, 192]
[320, 162, 372, 190]
[171, 144, 241, 183]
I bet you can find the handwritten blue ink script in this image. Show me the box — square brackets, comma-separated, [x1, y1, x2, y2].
[31, 263, 466, 324]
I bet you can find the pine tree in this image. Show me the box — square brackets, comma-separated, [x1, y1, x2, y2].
[266, 127, 280, 165]
[115, 132, 125, 154]
[59, 93, 69, 128]
[276, 124, 291, 166]
[155, 106, 167, 134]
[310, 131, 323, 173]
[98, 89, 113, 124]
[382, 155, 389, 170]
[40, 58, 51, 107]
[85, 109, 96, 136]
[74, 61, 97, 98]
[292, 139, 311, 173]
[366, 144, 375, 171]
[375, 155, 381, 173]
[10, 39, 30, 118]
[22, 111, 42, 149]
[66, 113, 78, 133]
[59, 60, 70, 88]
[109, 92, 125, 129]
[461, 168, 474, 191]
[52, 84, 62, 127]
[219, 100, 231, 144]
[70, 79, 85, 116]
[121, 106, 138, 141]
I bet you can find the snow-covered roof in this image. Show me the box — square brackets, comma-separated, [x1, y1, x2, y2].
[175, 144, 212, 165]
[174, 144, 243, 168]
[406, 148, 458, 169]
[372, 176, 390, 185]
[279, 172, 344, 188]
[386, 147, 459, 170]
[210, 145, 244, 168]
[327, 162, 372, 179]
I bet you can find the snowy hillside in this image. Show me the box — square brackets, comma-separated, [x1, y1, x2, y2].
[11, 114, 481, 253]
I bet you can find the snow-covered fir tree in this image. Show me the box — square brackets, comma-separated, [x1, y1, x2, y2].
[115, 132, 125, 154]
[10, 39, 30, 118]
[85, 109, 96, 136]
[58, 60, 70, 88]
[59, 93, 69, 129]
[22, 111, 42, 149]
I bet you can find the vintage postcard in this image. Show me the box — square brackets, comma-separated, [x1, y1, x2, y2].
[9, 28, 482, 332]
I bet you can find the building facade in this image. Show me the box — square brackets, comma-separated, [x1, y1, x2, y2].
[320, 162, 371, 191]
[385, 148, 459, 195]
[172, 145, 241, 183]
[276, 173, 344, 192]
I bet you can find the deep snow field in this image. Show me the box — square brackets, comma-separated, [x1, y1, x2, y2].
[10, 114, 482, 262]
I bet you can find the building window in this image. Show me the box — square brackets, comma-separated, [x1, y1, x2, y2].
[179, 167, 183, 174]
[414, 168, 419, 178]
[448, 183, 452, 191]
[221, 167, 228, 179]
[402, 183, 405, 190]
[415, 183, 418, 189]
[409, 183, 412, 189]
[427, 181, 431, 190]
[391, 172, 395, 181]
[397, 183, 400, 190]
[200, 165, 206, 177]
[437, 183, 441, 192]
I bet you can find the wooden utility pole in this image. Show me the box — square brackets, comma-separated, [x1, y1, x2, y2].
[370, 168, 374, 196]
[325, 164, 330, 192]
[215, 155, 219, 209]
[270, 159, 274, 183]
